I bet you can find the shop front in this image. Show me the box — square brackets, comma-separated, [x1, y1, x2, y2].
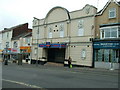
[0, 50, 3, 60]
[93, 40, 120, 69]
[2, 48, 19, 60]
[20, 46, 31, 60]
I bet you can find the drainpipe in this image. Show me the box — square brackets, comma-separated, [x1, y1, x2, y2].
[67, 20, 71, 58]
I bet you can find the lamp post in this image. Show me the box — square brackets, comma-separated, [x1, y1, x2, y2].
[4, 42, 8, 65]
[27, 43, 31, 64]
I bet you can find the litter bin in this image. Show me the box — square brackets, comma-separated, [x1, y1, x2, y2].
[18, 54, 22, 65]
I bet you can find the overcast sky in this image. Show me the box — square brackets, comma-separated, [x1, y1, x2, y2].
[0, 0, 118, 30]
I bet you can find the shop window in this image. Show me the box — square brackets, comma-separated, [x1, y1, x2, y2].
[104, 49, 109, 62]
[116, 50, 120, 63]
[97, 49, 103, 61]
[109, 8, 116, 18]
[95, 49, 98, 61]
[95, 49, 119, 63]
[111, 49, 120, 63]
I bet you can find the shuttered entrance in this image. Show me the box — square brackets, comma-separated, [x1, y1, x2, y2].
[47, 48, 65, 63]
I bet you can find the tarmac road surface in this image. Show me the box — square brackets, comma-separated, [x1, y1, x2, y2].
[1, 62, 119, 89]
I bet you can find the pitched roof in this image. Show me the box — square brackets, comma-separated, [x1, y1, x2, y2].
[8, 23, 28, 30]
[22, 32, 32, 38]
[96, 0, 120, 16]
[12, 32, 28, 40]
[0, 23, 28, 33]
[12, 32, 32, 40]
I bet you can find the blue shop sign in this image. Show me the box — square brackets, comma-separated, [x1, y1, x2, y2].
[39, 43, 67, 48]
[93, 41, 120, 49]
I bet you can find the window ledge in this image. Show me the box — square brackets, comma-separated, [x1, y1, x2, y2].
[109, 17, 116, 19]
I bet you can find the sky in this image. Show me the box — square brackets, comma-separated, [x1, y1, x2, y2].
[0, 0, 118, 30]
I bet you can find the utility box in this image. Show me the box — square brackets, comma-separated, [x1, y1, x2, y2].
[18, 54, 22, 65]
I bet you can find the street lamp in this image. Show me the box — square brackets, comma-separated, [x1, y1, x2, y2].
[4, 42, 8, 65]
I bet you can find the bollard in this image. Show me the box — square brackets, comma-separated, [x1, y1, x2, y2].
[110, 62, 114, 70]
[4, 59, 8, 65]
[18, 54, 22, 65]
[4, 55, 8, 65]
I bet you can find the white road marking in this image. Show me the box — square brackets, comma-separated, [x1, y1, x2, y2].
[2, 79, 42, 88]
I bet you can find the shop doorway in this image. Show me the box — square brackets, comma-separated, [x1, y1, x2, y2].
[47, 48, 65, 63]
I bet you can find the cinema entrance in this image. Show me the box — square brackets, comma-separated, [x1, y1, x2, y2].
[47, 48, 65, 63]
[39, 43, 67, 64]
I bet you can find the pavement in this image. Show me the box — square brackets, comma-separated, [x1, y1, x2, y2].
[2, 61, 119, 75]
[0, 58, 119, 73]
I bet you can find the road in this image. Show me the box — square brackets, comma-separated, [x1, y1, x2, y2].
[1, 62, 119, 89]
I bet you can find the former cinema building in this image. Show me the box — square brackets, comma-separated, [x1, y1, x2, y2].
[32, 4, 97, 67]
